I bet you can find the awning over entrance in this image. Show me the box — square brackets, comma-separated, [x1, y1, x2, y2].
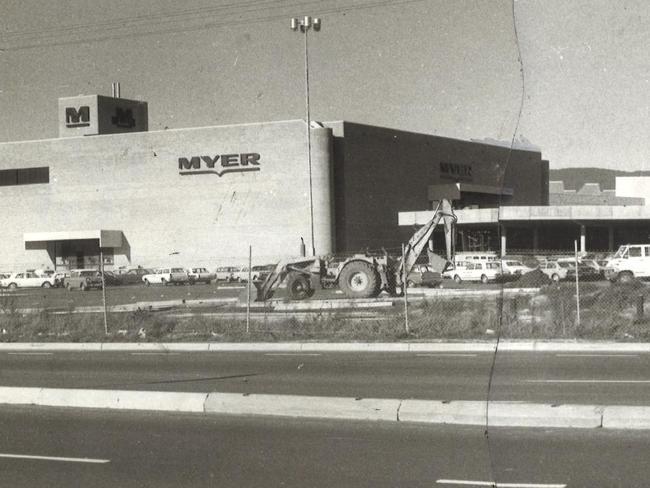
[428, 183, 514, 201]
[23, 230, 123, 248]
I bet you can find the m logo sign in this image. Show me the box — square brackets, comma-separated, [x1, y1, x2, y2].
[65, 106, 90, 128]
[178, 153, 261, 177]
[111, 108, 136, 128]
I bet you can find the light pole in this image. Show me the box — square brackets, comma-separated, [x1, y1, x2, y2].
[291, 16, 320, 257]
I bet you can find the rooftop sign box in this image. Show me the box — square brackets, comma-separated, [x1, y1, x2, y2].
[58, 95, 148, 138]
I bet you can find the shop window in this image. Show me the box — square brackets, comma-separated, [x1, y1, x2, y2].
[0, 167, 49, 186]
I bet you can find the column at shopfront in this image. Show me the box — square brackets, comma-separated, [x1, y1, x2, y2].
[500, 224, 507, 258]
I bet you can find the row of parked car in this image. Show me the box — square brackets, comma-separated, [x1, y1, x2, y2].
[0, 269, 103, 291]
[0, 265, 276, 290]
[440, 255, 611, 284]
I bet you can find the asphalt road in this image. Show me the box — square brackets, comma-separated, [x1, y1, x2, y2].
[1, 351, 649, 405]
[0, 405, 648, 487]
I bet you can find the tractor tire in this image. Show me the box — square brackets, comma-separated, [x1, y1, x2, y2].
[338, 261, 380, 299]
[286, 272, 313, 300]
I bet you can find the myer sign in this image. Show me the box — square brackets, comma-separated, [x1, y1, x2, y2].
[178, 153, 261, 177]
[439, 162, 472, 181]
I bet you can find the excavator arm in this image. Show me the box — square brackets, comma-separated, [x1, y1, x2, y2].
[396, 198, 456, 283]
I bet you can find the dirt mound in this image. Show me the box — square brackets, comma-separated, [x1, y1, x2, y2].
[505, 269, 551, 288]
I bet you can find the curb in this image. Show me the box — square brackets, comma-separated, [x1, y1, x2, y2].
[0, 341, 650, 352]
[0, 386, 646, 429]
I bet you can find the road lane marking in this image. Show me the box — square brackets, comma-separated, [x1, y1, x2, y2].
[7, 352, 53, 356]
[436, 480, 566, 487]
[264, 353, 322, 356]
[555, 354, 639, 358]
[130, 352, 181, 356]
[416, 354, 477, 357]
[526, 379, 650, 384]
[0, 453, 110, 464]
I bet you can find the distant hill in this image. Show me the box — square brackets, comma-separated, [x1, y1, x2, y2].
[549, 168, 650, 190]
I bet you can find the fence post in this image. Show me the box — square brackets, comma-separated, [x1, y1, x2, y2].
[574, 240, 580, 328]
[402, 243, 409, 335]
[99, 248, 108, 335]
[637, 295, 644, 321]
[246, 245, 252, 335]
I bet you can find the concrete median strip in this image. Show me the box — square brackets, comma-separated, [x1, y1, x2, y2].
[1, 386, 650, 429]
[3, 341, 650, 352]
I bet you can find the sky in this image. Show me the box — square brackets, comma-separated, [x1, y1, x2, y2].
[0, 0, 648, 170]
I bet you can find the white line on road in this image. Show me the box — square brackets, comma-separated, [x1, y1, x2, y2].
[526, 379, 650, 384]
[436, 480, 566, 488]
[264, 353, 322, 356]
[0, 453, 110, 464]
[130, 352, 181, 356]
[416, 354, 478, 357]
[7, 352, 53, 356]
[555, 354, 639, 358]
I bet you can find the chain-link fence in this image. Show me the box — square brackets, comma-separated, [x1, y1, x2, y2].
[1, 244, 648, 343]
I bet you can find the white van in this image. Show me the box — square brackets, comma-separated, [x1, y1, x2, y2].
[605, 244, 650, 282]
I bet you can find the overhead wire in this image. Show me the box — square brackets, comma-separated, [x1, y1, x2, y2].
[0, 0, 429, 51]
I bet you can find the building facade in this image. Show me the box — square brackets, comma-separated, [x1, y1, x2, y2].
[0, 95, 549, 271]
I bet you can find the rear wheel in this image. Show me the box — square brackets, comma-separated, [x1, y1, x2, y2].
[618, 271, 634, 284]
[480, 274, 488, 284]
[41, 282, 52, 288]
[338, 261, 380, 298]
[8, 283, 17, 290]
[286, 272, 313, 300]
[453, 275, 462, 283]
[160, 278, 167, 286]
[551, 273, 559, 282]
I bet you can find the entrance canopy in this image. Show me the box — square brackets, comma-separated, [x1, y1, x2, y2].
[23, 229, 123, 248]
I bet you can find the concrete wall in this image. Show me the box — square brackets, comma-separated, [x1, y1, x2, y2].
[0, 120, 333, 270]
[616, 176, 650, 205]
[328, 122, 547, 252]
[550, 180, 644, 206]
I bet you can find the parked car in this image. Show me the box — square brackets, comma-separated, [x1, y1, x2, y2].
[501, 259, 531, 276]
[35, 269, 66, 287]
[142, 268, 189, 286]
[537, 261, 571, 282]
[65, 269, 103, 291]
[406, 264, 443, 288]
[443, 261, 505, 284]
[215, 266, 239, 282]
[231, 267, 251, 282]
[580, 259, 607, 278]
[187, 267, 216, 284]
[603, 244, 650, 282]
[0, 271, 58, 289]
[104, 268, 153, 286]
[251, 264, 276, 281]
[566, 264, 601, 281]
